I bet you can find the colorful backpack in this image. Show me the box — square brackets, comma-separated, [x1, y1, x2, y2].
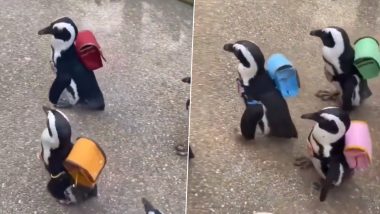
[266, 53, 300, 98]
[75, 30, 106, 71]
[344, 120, 372, 170]
[63, 137, 107, 188]
[354, 37, 380, 79]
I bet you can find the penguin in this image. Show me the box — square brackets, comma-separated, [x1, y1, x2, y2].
[40, 106, 97, 204]
[142, 197, 163, 214]
[223, 40, 298, 140]
[294, 107, 353, 201]
[38, 17, 105, 111]
[175, 77, 194, 159]
[310, 26, 372, 111]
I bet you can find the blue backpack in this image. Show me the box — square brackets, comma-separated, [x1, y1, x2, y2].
[266, 53, 300, 98]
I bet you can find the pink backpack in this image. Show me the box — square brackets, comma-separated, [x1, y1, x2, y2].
[344, 120, 373, 170]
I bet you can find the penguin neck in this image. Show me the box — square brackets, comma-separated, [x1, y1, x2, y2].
[322, 42, 354, 74]
[51, 37, 76, 65]
[312, 122, 345, 145]
[238, 64, 265, 86]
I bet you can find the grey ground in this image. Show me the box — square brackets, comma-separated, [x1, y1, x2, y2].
[0, 0, 192, 213]
[188, 0, 380, 213]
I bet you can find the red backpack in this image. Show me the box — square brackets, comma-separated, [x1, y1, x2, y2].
[75, 30, 106, 71]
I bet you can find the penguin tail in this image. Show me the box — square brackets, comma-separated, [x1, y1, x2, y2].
[359, 79, 372, 101]
[289, 123, 298, 138]
[240, 105, 264, 140]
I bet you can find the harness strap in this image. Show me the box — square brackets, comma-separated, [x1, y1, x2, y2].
[246, 99, 261, 105]
[50, 171, 66, 179]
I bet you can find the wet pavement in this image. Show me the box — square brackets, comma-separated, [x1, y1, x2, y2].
[0, 0, 192, 213]
[188, 0, 380, 213]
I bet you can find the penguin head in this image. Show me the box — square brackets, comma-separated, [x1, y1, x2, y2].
[40, 106, 72, 172]
[38, 17, 78, 50]
[223, 40, 265, 85]
[301, 107, 350, 142]
[142, 198, 163, 214]
[310, 26, 350, 50]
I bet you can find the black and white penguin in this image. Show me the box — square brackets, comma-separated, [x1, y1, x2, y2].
[38, 17, 105, 111]
[142, 197, 163, 214]
[40, 106, 97, 204]
[175, 77, 194, 159]
[223, 40, 298, 139]
[310, 27, 372, 111]
[295, 107, 353, 201]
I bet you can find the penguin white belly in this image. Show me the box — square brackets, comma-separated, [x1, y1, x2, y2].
[60, 80, 80, 105]
[333, 164, 344, 186]
[41, 128, 59, 165]
[260, 105, 270, 135]
[310, 157, 326, 179]
[64, 186, 77, 203]
[67, 80, 80, 104]
[238, 64, 255, 86]
[351, 75, 361, 106]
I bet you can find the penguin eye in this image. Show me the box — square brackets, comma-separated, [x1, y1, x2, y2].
[322, 32, 335, 47]
[53, 27, 72, 41]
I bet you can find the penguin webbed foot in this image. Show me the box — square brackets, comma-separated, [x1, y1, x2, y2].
[315, 90, 340, 101]
[54, 103, 73, 109]
[55, 96, 74, 109]
[236, 78, 245, 98]
[294, 156, 313, 169]
[313, 181, 321, 191]
[58, 199, 74, 205]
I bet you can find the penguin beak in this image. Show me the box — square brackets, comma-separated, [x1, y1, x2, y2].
[181, 77, 191, 84]
[38, 26, 53, 35]
[301, 112, 319, 121]
[42, 105, 52, 115]
[310, 29, 323, 38]
[223, 43, 234, 52]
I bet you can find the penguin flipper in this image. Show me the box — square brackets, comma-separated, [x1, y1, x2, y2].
[341, 77, 356, 111]
[240, 105, 264, 140]
[320, 159, 341, 201]
[49, 73, 72, 104]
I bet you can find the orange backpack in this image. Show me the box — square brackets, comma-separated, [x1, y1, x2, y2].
[63, 137, 107, 188]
